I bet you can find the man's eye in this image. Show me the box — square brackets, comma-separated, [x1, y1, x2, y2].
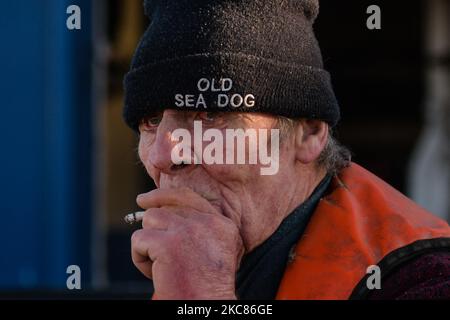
[140, 114, 162, 130]
[198, 112, 221, 122]
[148, 117, 161, 125]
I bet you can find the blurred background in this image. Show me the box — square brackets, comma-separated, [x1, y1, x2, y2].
[0, 0, 449, 298]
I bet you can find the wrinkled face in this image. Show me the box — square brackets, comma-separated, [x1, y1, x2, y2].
[138, 110, 300, 251]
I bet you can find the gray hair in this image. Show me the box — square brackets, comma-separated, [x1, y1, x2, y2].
[276, 116, 351, 175]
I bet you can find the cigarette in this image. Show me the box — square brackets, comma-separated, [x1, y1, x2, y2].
[124, 211, 145, 225]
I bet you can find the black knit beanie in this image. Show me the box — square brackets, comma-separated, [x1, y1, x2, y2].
[123, 0, 340, 131]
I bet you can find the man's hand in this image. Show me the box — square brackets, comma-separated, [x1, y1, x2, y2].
[131, 187, 244, 299]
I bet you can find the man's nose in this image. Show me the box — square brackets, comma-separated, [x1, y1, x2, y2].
[147, 118, 195, 175]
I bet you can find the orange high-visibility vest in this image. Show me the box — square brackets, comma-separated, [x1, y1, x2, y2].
[276, 162, 450, 300]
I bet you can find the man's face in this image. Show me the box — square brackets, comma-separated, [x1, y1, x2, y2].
[137, 110, 299, 251]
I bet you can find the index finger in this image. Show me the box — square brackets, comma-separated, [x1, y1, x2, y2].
[136, 187, 221, 215]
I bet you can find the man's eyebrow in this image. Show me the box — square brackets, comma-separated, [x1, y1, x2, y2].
[240, 113, 255, 123]
[144, 111, 163, 118]
[228, 112, 253, 126]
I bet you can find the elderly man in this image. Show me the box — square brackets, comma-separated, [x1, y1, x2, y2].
[123, 0, 450, 299]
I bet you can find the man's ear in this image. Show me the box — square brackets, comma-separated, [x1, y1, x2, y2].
[294, 119, 329, 164]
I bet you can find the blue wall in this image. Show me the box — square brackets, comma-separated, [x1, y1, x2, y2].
[0, 0, 93, 289]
